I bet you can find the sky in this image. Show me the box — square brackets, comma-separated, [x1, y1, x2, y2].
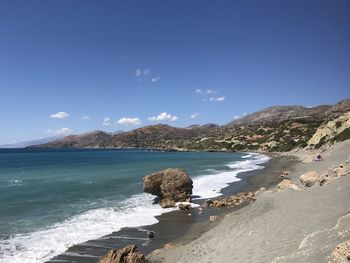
[0, 0, 349, 144]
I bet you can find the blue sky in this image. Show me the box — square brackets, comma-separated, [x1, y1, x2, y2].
[0, 0, 349, 144]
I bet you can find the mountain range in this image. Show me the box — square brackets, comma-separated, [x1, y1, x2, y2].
[29, 99, 350, 152]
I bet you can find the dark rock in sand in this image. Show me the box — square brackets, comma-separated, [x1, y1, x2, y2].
[143, 168, 193, 208]
[201, 199, 214, 208]
[98, 244, 145, 263]
[177, 202, 191, 210]
[146, 230, 155, 239]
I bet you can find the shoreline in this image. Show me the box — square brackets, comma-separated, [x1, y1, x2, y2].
[147, 140, 350, 263]
[48, 153, 291, 263]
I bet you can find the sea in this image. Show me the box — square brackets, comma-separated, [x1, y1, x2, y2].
[0, 148, 269, 262]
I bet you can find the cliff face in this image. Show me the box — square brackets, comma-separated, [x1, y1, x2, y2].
[30, 99, 350, 152]
[307, 112, 350, 149]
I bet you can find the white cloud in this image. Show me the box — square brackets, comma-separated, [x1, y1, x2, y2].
[209, 96, 225, 102]
[151, 76, 160, 82]
[117, 117, 142, 126]
[135, 68, 151, 77]
[195, 88, 203, 94]
[148, 112, 178, 122]
[195, 89, 217, 95]
[82, 115, 91, 120]
[190, 112, 199, 119]
[135, 68, 160, 82]
[206, 89, 216, 94]
[50, 112, 70, 119]
[45, 127, 73, 136]
[102, 117, 111, 126]
[135, 69, 142, 77]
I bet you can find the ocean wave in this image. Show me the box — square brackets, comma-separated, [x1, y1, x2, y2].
[193, 153, 270, 199]
[0, 179, 24, 188]
[0, 194, 173, 263]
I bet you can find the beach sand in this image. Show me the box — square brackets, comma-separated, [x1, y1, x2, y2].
[147, 140, 350, 263]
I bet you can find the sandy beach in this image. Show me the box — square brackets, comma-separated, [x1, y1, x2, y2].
[147, 140, 350, 263]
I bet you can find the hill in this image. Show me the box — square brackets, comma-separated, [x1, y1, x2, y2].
[29, 99, 350, 152]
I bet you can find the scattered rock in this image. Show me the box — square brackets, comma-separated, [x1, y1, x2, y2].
[331, 240, 350, 263]
[201, 199, 213, 208]
[210, 192, 256, 208]
[177, 202, 191, 210]
[143, 168, 193, 208]
[318, 174, 329, 187]
[98, 245, 145, 263]
[300, 171, 319, 187]
[159, 199, 176, 208]
[280, 171, 289, 178]
[209, 215, 220, 222]
[146, 231, 154, 239]
[277, 179, 300, 191]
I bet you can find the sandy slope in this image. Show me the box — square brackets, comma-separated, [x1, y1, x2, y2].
[147, 140, 350, 263]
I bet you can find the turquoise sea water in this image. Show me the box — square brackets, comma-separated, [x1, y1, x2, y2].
[0, 148, 269, 262]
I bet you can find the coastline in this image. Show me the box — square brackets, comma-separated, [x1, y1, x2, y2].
[48, 153, 291, 263]
[147, 140, 350, 263]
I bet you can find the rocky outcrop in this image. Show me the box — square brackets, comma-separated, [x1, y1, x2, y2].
[318, 160, 350, 186]
[277, 179, 300, 191]
[143, 168, 193, 208]
[99, 245, 145, 263]
[202, 192, 256, 208]
[331, 240, 350, 263]
[308, 111, 350, 148]
[300, 171, 319, 187]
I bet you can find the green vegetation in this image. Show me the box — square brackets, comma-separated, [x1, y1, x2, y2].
[331, 128, 350, 143]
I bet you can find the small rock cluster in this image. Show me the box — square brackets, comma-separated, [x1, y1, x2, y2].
[98, 245, 145, 263]
[202, 192, 256, 208]
[318, 158, 350, 187]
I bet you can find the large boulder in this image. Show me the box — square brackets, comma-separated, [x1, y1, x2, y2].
[143, 168, 193, 208]
[300, 171, 319, 187]
[98, 245, 145, 263]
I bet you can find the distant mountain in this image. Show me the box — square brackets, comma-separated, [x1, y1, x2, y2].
[227, 99, 350, 126]
[0, 136, 62, 148]
[29, 99, 350, 152]
[30, 130, 114, 148]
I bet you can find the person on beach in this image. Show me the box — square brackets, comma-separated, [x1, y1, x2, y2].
[314, 154, 323, 161]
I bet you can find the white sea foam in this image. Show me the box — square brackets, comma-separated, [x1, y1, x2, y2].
[0, 194, 173, 263]
[0, 153, 269, 263]
[192, 153, 270, 199]
[0, 179, 24, 188]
